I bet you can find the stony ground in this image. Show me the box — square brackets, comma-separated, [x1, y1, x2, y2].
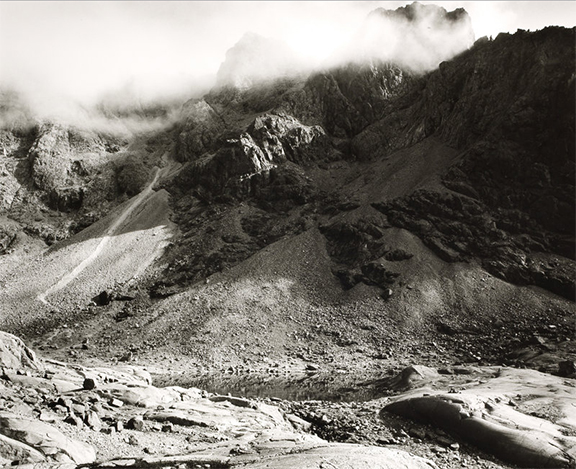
[2, 330, 575, 468]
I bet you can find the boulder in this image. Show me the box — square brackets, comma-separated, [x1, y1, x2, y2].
[0, 331, 43, 371]
[384, 395, 571, 468]
[377, 365, 440, 392]
[0, 432, 45, 465]
[0, 412, 96, 464]
[382, 367, 576, 468]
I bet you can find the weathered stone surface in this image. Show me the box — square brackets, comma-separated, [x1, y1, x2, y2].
[0, 432, 45, 465]
[242, 443, 437, 468]
[0, 331, 43, 371]
[383, 367, 576, 468]
[0, 412, 96, 464]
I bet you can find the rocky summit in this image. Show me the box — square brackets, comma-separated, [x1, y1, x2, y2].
[0, 2, 574, 468]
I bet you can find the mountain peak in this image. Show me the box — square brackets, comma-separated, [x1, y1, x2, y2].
[369, 2, 469, 24]
[215, 32, 302, 90]
[346, 1, 474, 72]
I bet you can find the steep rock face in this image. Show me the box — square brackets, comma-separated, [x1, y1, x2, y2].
[175, 99, 226, 162]
[28, 123, 107, 211]
[0, 115, 159, 247]
[172, 111, 332, 203]
[279, 64, 415, 140]
[165, 26, 574, 302]
[362, 27, 575, 299]
[247, 113, 331, 165]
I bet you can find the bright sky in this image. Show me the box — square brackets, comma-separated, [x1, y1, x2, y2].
[0, 1, 574, 105]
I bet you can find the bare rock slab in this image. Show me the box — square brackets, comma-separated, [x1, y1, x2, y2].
[239, 443, 438, 469]
[383, 367, 576, 468]
[0, 331, 44, 371]
[0, 412, 96, 464]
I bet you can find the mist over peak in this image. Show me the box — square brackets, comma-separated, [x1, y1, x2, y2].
[215, 32, 305, 90]
[339, 2, 475, 73]
[215, 3, 475, 93]
[1, 1, 572, 131]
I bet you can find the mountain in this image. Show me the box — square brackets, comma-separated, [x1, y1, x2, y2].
[0, 4, 574, 467]
[343, 2, 475, 71]
[1, 1, 573, 375]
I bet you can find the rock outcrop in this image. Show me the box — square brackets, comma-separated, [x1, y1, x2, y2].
[383, 366, 576, 468]
[0, 332, 442, 468]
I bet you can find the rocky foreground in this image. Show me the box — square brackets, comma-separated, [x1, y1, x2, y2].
[1, 330, 575, 468]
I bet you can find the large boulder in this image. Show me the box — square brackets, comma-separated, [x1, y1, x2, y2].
[0, 412, 96, 464]
[0, 331, 43, 371]
[383, 367, 576, 468]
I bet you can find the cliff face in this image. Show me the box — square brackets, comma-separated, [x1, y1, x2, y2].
[368, 27, 575, 298]
[0, 108, 164, 249]
[163, 25, 575, 300]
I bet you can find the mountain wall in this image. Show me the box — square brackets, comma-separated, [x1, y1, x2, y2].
[162, 25, 575, 301]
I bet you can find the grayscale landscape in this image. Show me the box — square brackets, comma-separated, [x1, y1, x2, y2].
[0, 2, 574, 468]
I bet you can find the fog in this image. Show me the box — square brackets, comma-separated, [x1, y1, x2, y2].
[331, 3, 475, 73]
[0, 1, 574, 133]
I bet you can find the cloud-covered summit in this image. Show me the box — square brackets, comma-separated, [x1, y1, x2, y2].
[215, 2, 476, 91]
[339, 2, 475, 72]
[215, 32, 304, 90]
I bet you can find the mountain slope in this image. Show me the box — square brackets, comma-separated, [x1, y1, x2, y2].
[0, 8, 573, 388]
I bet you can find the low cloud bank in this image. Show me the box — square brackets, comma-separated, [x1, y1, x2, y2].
[1, 2, 476, 133]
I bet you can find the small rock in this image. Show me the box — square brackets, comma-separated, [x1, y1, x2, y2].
[115, 420, 124, 432]
[381, 288, 393, 300]
[126, 417, 144, 431]
[83, 378, 97, 390]
[558, 360, 576, 378]
[409, 427, 426, 440]
[450, 443, 460, 451]
[56, 397, 73, 410]
[72, 403, 86, 416]
[64, 413, 83, 428]
[432, 446, 447, 454]
[85, 411, 102, 432]
[119, 352, 133, 362]
[376, 437, 395, 445]
[39, 410, 58, 423]
[93, 291, 111, 306]
[161, 423, 173, 433]
[109, 398, 124, 408]
[127, 434, 139, 446]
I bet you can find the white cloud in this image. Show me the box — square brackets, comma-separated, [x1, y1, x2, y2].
[0, 1, 573, 120]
